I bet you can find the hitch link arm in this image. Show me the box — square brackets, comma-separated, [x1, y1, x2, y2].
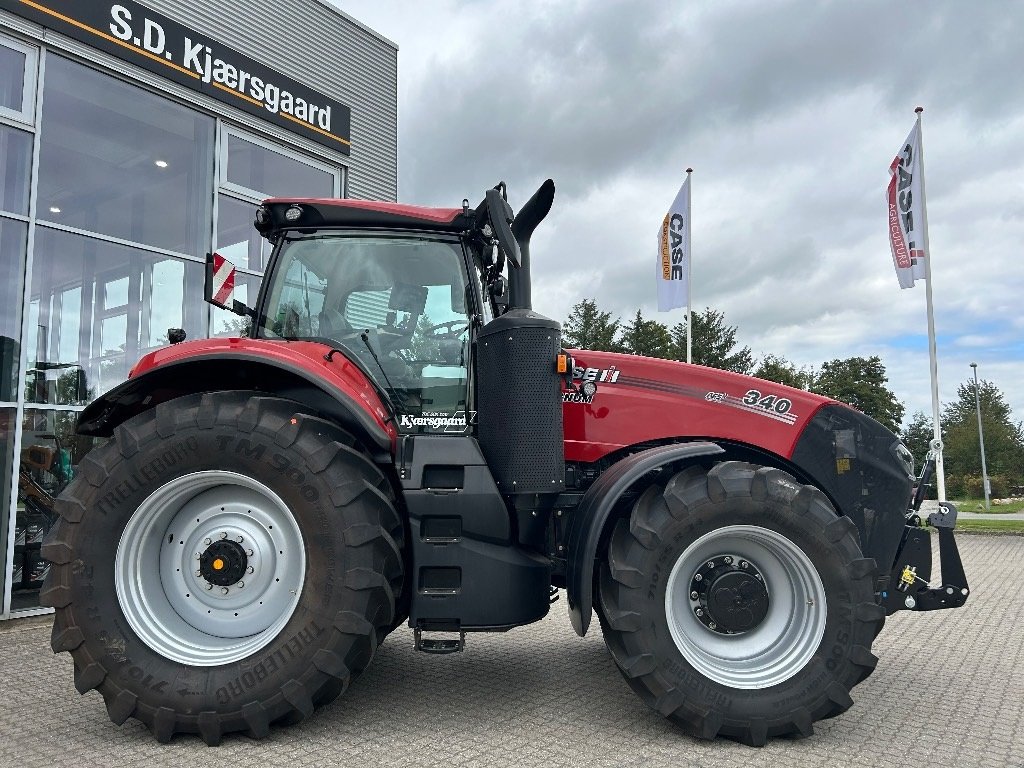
[885, 502, 970, 614]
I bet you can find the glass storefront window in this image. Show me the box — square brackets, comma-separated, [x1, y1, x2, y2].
[217, 194, 269, 273]
[0, 36, 35, 120]
[37, 55, 214, 257]
[0, 126, 32, 216]
[209, 271, 259, 338]
[25, 227, 204, 403]
[226, 133, 335, 198]
[11, 408, 105, 611]
[1, 218, 27, 402]
[0, 44, 26, 111]
[0, 408, 15, 608]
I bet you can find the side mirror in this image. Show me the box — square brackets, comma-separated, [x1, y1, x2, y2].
[205, 252, 252, 317]
[485, 188, 522, 268]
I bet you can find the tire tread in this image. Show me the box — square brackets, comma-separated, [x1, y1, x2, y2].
[43, 391, 404, 743]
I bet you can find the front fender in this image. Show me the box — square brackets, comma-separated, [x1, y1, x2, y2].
[565, 441, 724, 636]
[76, 340, 396, 457]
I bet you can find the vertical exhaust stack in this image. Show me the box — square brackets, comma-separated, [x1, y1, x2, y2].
[507, 179, 555, 311]
[476, 179, 564, 499]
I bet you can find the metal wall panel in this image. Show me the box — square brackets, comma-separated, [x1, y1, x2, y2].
[142, 0, 397, 202]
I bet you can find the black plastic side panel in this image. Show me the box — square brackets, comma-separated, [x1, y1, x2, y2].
[791, 404, 913, 586]
[407, 517, 551, 629]
[400, 435, 550, 629]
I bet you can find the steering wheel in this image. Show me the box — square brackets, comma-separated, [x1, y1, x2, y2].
[423, 320, 470, 339]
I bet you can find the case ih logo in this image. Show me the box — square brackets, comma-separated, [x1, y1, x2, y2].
[572, 365, 620, 384]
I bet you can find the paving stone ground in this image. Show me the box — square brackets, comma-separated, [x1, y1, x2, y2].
[1, 533, 1021, 768]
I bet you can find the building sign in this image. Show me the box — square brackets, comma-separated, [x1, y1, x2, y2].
[1, 0, 352, 154]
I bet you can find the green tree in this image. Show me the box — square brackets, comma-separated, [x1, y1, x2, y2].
[753, 354, 814, 390]
[562, 298, 621, 352]
[669, 307, 753, 373]
[941, 378, 1024, 489]
[811, 355, 905, 434]
[620, 309, 673, 358]
[901, 411, 935, 469]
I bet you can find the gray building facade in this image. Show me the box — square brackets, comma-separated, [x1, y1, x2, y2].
[0, 0, 397, 618]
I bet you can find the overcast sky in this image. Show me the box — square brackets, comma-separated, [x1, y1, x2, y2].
[335, 0, 1023, 430]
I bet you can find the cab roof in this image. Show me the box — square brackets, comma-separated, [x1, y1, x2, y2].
[260, 198, 473, 235]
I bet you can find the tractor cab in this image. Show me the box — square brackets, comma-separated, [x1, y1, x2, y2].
[207, 182, 545, 437]
[257, 230, 476, 431]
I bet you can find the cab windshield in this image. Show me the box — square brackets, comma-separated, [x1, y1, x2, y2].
[258, 234, 473, 432]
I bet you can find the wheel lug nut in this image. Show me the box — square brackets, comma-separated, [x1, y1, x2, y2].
[195, 570, 202, 577]
[247, 566, 254, 574]
[723, 556, 733, 565]
[238, 581, 245, 588]
[740, 560, 749, 569]
[709, 622, 717, 630]
[221, 587, 229, 595]
[203, 538, 211, 546]
[690, 591, 699, 600]
[237, 535, 244, 543]
[706, 560, 715, 568]
[695, 608, 704, 617]
[194, 553, 201, 560]
[206, 583, 213, 590]
[694, 573, 703, 582]
[219, 532, 227, 539]
[247, 549, 254, 557]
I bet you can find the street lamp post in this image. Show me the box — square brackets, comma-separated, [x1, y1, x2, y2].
[970, 362, 991, 511]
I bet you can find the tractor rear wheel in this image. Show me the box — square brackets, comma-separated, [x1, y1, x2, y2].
[41, 392, 404, 744]
[597, 461, 883, 746]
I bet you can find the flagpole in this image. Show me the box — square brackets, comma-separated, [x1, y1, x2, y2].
[916, 106, 946, 501]
[685, 167, 693, 364]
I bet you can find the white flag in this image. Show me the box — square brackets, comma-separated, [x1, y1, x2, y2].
[657, 174, 690, 311]
[887, 121, 928, 289]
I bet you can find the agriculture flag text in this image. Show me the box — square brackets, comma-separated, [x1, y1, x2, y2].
[887, 121, 928, 289]
[657, 175, 690, 311]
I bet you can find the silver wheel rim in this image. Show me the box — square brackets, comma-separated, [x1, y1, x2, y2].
[664, 524, 826, 689]
[115, 470, 305, 666]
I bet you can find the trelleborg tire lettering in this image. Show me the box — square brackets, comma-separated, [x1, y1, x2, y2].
[40, 391, 404, 744]
[597, 461, 884, 746]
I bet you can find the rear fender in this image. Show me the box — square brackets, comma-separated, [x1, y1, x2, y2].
[566, 441, 724, 636]
[75, 352, 395, 461]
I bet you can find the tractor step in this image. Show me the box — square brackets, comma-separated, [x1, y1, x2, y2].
[414, 626, 465, 654]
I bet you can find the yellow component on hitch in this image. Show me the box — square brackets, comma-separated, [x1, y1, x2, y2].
[899, 565, 917, 590]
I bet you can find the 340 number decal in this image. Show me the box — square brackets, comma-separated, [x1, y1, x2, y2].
[742, 389, 792, 414]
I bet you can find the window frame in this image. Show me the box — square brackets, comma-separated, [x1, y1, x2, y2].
[219, 126, 342, 202]
[0, 33, 38, 127]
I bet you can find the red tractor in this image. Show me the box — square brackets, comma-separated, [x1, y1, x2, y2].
[42, 179, 967, 746]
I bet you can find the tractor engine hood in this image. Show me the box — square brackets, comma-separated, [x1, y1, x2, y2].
[560, 349, 836, 464]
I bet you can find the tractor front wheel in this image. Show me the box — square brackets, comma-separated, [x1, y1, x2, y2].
[41, 392, 404, 744]
[597, 461, 883, 746]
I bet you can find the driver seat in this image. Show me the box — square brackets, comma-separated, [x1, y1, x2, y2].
[318, 304, 352, 339]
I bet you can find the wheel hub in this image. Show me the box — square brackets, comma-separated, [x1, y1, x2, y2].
[199, 539, 248, 586]
[691, 556, 769, 634]
[116, 471, 305, 666]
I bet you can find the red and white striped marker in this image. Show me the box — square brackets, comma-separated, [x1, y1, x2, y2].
[211, 252, 236, 306]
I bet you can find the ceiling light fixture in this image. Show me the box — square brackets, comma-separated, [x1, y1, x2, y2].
[49, 206, 61, 214]
[155, 160, 168, 168]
